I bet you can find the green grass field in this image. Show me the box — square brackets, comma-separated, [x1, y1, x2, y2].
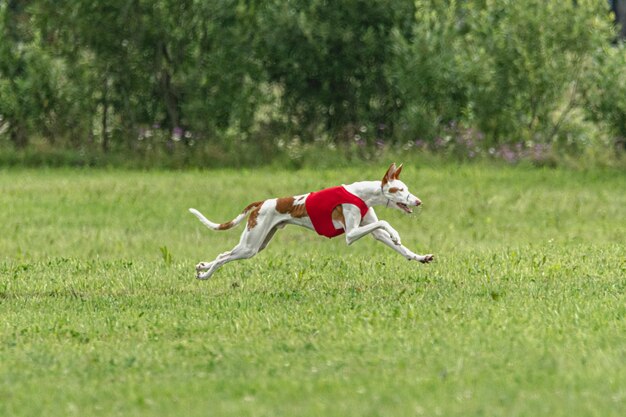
[1, 164, 625, 417]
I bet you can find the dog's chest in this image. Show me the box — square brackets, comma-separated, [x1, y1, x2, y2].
[305, 186, 368, 238]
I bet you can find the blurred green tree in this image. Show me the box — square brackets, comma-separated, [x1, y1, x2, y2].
[256, 0, 415, 141]
[0, 0, 622, 162]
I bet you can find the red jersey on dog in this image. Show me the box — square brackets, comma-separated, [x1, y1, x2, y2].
[305, 186, 369, 238]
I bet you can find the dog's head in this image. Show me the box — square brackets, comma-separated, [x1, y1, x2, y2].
[380, 163, 422, 213]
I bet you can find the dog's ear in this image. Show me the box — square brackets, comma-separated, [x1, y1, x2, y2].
[393, 163, 403, 180]
[382, 163, 397, 186]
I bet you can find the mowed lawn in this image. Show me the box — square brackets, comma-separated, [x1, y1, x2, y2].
[0, 163, 624, 417]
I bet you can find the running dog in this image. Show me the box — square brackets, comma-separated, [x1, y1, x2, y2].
[189, 163, 434, 279]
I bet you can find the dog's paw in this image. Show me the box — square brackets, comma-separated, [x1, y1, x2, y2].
[196, 269, 212, 280]
[196, 262, 211, 272]
[419, 254, 434, 264]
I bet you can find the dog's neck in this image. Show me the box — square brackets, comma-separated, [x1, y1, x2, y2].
[343, 181, 388, 207]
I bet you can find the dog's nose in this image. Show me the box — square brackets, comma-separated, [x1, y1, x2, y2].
[415, 199, 422, 206]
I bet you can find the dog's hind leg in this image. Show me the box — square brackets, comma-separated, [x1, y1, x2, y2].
[259, 222, 287, 252]
[197, 245, 254, 279]
[196, 216, 280, 280]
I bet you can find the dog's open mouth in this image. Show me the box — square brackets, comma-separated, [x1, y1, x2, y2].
[396, 202, 413, 214]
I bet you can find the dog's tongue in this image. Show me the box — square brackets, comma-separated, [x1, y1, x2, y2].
[398, 203, 413, 213]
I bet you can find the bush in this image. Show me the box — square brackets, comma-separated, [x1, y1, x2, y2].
[390, 0, 470, 140]
[582, 43, 626, 149]
[392, 0, 615, 145]
[256, 0, 415, 142]
[0, 0, 624, 166]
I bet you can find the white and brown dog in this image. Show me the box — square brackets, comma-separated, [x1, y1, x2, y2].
[190, 163, 434, 279]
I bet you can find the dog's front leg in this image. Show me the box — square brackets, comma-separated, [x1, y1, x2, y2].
[342, 206, 401, 245]
[363, 209, 434, 263]
[372, 230, 434, 263]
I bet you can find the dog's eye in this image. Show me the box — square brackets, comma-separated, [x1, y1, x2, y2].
[388, 187, 400, 193]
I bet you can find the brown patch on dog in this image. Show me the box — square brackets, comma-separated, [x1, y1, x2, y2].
[382, 163, 397, 186]
[393, 163, 403, 179]
[331, 205, 345, 227]
[388, 187, 400, 194]
[218, 221, 234, 230]
[276, 197, 308, 218]
[243, 201, 263, 213]
[290, 204, 308, 218]
[246, 201, 264, 230]
[275, 197, 295, 214]
[216, 201, 262, 230]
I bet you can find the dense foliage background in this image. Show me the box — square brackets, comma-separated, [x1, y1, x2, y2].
[0, 0, 625, 166]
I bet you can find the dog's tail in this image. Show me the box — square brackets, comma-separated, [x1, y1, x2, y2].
[189, 201, 263, 231]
